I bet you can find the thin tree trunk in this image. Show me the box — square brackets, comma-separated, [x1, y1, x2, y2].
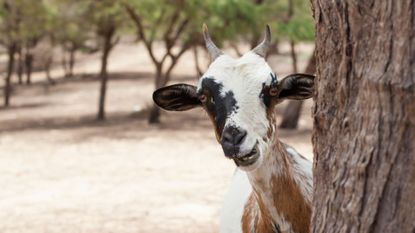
[68, 47, 75, 77]
[311, 1, 415, 232]
[289, 40, 298, 73]
[279, 51, 316, 129]
[279, 101, 303, 129]
[25, 52, 33, 85]
[16, 47, 23, 84]
[148, 47, 188, 124]
[148, 66, 163, 124]
[62, 49, 69, 77]
[97, 31, 114, 121]
[193, 46, 203, 77]
[4, 44, 16, 107]
[45, 57, 55, 85]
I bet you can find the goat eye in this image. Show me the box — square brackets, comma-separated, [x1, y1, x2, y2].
[199, 94, 208, 103]
[269, 87, 278, 96]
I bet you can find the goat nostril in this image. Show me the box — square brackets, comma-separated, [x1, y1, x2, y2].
[221, 131, 233, 144]
[235, 130, 247, 145]
[220, 127, 247, 158]
[221, 127, 247, 146]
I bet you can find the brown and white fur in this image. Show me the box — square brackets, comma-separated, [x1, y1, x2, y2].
[153, 25, 314, 233]
[240, 137, 312, 233]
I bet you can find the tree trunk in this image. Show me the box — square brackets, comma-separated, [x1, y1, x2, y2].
[97, 31, 114, 121]
[148, 55, 182, 124]
[193, 46, 203, 77]
[279, 51, 316, 129]
[62, 50, 69, 77]
[279, 101, 303, 129]
[45, 57, 55, 85]
[289, 40, 298, 73]
[148, 66, 163, 124]
[16, 47, 23, 84]
[311, 1, 415, 232]
[25, 52, 33, 85]
[4, 44, 16, 107]
[68, 47, 76, 77]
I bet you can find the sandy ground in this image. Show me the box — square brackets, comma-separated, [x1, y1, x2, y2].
[0, 41, 314, 233]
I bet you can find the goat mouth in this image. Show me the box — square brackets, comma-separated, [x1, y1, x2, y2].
[234, 145, 259, 167]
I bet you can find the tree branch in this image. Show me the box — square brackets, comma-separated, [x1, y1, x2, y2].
[124, 4, 160, 66]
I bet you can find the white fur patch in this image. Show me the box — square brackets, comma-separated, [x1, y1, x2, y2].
[286, 146, 313, 203]
[198, 53, 275, 157]
[219, 169, 252, 233]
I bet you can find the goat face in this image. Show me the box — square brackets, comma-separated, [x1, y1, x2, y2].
[153, 25, 315, 171]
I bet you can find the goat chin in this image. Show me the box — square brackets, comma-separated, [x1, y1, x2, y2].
[219, 169, 251, 233]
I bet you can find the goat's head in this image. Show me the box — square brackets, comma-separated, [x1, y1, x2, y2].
[153, 25, 315, 171]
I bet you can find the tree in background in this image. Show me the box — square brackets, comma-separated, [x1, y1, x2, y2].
[311, 1, 415, 231]
[271, 0, 314, 71]
[0, 0, 50, 105]
[124, 0, 198, 123]
[51, 0, 93, 78]
[0, 0, 19, 106]
[125, 0, 272, 123]
[19, 0, 50, 85]
[0, 0, 316, 122]
[87, 0, 125, 121]
[279, 51, 315, 129]
[270, 0, 314, 129]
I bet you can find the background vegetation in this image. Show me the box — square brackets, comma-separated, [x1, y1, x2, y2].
[0, 0, 314, 123]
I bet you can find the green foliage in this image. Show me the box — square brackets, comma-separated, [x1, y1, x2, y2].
[48, 0, 91, 48]
[0, 0, 314, 50]
[266, 0, 315, 42]
[88, 0, 125, 32]
[201, 0, 265, 45]
[0, 0, 51, 46]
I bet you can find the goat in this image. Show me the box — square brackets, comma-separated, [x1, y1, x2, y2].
[153, 25, 314, 233]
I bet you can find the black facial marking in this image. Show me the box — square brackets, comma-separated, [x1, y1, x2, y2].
[270, 72, 277, 84]
[260, 72, 278, 107]
[200, 77, 239, 137]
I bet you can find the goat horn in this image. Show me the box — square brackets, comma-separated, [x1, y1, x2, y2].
[202, 24, 223, 62]
[252, 25, 271, 58]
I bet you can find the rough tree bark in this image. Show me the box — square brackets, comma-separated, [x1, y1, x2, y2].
[311, 1, 415, 232]
[279, 51, 315, 129]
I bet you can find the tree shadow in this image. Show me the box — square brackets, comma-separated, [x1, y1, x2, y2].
[0, 102, 50, 111]
[0, 106, 213, 144]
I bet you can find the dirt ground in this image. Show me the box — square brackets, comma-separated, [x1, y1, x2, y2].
[0, 41, 314, 233]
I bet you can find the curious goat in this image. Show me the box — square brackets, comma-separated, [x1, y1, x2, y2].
[153, 25, 314, 233]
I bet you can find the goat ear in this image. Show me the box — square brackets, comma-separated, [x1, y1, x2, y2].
[278, 73, 315, 100]
[153, 84, 201, 111]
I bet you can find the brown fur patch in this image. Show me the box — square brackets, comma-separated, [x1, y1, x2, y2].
[272, 141, 311, 233]
[242, 140, 311, 233]
[242, 194, 277, 233]
[270, 174, 311, 233]
[242, 195, 255, 233]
